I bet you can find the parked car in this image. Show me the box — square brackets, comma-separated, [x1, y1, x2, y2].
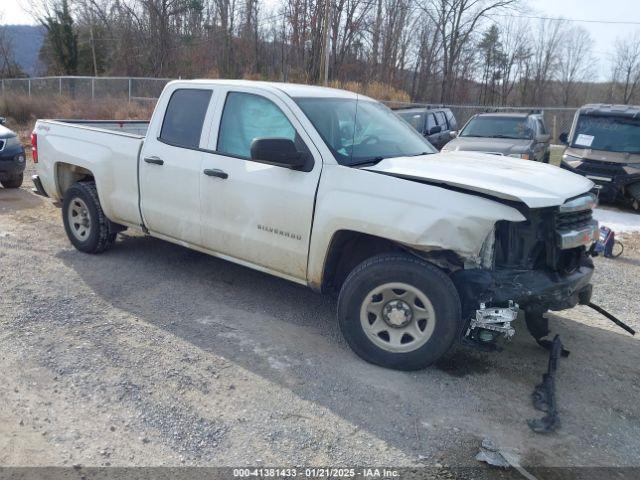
[559, 104, 640, 211]
[395, 106, 458, 150]
[441, 112, 551, 162]
[32, 80, 597, 370]
[0, 117, 26, 189]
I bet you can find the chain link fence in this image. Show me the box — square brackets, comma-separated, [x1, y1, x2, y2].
[0, 76, 578, 142]
[0, 76, 171, 102]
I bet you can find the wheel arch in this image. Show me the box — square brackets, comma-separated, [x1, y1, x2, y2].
[318, 229, 465, 294]
[55, 162, 95, 199]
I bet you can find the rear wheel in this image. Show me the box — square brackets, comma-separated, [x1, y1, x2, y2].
[1, 173, 23, 189]
[338, 253, 462, 370]
[62, 181, 117, 253]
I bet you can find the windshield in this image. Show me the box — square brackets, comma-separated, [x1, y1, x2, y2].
[572, 114, 640, 153]
[460, 116, 531, 139]
[294, 97, 436, 166]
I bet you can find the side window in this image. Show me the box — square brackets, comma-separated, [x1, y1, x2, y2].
[536, 118, 547, 134]
[435, 111, 447, 128]
[160, 89, 212, 148]
[445, 110, 457, 130]
[218, 92, 297, 158]
[426, 113, 437, 132]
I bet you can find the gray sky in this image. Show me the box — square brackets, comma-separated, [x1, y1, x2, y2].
[2, 0, 639, 79]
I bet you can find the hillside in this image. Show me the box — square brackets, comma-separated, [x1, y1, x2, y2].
[4, 24, 45, 76]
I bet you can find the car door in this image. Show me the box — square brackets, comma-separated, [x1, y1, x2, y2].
[534, 118, 550, 162]
[434, 111, 450, 148]
[425, 113, 439, 148]
[199, 88, 323, 281]
[139, 87, 213, 246]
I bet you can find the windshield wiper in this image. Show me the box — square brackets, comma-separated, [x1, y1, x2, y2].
[493, 134, 525, 139]
[350, 156, 387, 167]
[405, 151, 431, 157]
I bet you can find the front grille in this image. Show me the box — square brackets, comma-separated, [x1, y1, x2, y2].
[556, 209, 593, 230]
[577, 160, 625, 177]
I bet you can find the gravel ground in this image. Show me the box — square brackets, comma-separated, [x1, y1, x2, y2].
[1, 162, 640, 478]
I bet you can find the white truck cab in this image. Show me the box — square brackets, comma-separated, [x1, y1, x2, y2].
[32, 80, 598, 370]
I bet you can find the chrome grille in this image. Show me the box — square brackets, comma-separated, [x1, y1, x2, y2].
[555, 194, 598, 250]
[556, 209, 593, 230]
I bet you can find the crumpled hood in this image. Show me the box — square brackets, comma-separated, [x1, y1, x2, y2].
[364, 151, 594, 209]
[444, 136, 531, 155]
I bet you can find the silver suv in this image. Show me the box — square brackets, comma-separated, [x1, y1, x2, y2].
[442, 112, 551, 163]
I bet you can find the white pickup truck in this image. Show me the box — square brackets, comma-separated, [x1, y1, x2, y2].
[32, 80, 598, 370]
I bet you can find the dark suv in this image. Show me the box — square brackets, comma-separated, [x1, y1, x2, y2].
[441, 111, 551, 162]
[560, 104, 640, 211]
[0, 117, 26, 189]
[395, 107, 458, 150]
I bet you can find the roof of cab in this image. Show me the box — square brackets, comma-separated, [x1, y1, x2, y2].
[579, 103, 640, 117]
[474, 112, 533, 118]
[166, 79, 367, 100]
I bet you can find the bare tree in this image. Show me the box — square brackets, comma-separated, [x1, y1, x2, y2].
[494, 16, 529, 105]
[611, 31, 640, 104]
[421, 0, 518, 102]
[522, 18, 563, 104]
[557, 26, 594, 106]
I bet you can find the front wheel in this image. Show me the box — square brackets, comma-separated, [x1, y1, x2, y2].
[1, 173, 23, 189]
[338, 253, 462, 370]
[62, 181, 117, 253]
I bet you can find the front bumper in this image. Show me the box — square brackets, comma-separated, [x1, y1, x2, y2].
[452, 256, 594, 317]
[0, 145, 26, 178]
[563, 161, 640, 203]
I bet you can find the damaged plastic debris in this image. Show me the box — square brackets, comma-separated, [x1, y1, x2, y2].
[465, 301, 519, 348]
[476, 438, 539, 480]
[587, 302, 636, 336]
[528, 335, 563, 434]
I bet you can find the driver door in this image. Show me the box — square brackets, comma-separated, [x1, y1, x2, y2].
[199, 88, 323, 281]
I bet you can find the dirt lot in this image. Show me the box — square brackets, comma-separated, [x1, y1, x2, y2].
[1, 164, 640, 477]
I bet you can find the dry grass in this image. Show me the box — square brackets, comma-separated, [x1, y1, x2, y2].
[0, 94, 154, 140]
[328, 81, 410, 102]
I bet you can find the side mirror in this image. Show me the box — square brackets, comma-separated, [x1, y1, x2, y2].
[250, 138, 306, 169]
[449, 130, 458, 138]
[559, 132, 569, 145]
[427, 125, 442, 135]
[536, 134, 551, 143]
[0, 117, 5, 125]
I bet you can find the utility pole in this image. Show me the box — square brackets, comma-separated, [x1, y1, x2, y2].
[89, 22, 98, 77]
[321, 0, 330, 85]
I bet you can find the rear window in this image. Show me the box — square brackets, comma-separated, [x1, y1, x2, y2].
[398, 111, 425, 132]
[160, 89, 212, 148]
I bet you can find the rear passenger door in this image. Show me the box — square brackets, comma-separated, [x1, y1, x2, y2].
[139, 88, 213, 246]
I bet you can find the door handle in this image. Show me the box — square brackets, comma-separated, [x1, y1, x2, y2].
[203, 168, 228, 179]
[144, 156, 164, 165]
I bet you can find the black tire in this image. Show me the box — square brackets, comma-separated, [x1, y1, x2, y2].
[1, 173, 23, 189]
[62, 181, 116, 253]
[337, 253, 462, 370]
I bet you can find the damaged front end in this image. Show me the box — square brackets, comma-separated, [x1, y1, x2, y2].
[452, 193, 598, 348]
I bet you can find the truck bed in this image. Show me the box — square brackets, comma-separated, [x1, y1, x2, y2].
[35, 119, 147, 228]
[52, 119, 150, 137]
